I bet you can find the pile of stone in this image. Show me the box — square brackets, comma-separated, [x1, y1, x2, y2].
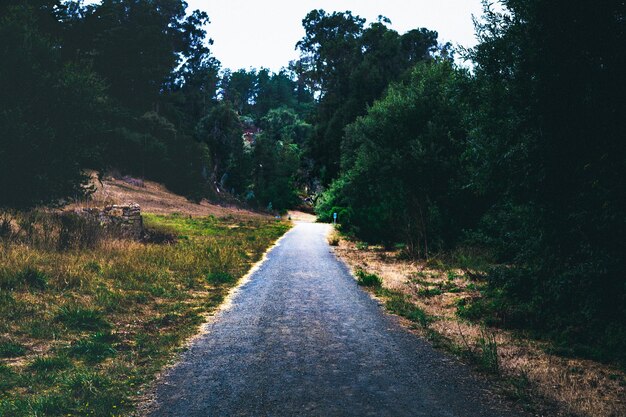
[77, 203, 143, 239]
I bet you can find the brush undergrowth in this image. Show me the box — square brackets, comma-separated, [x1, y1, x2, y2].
[0, 211, 289, 416]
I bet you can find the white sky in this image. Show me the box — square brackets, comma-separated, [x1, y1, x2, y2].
[186, 0, 485, 71]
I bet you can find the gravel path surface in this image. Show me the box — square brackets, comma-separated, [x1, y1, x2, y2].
[146, 222, 528, 417]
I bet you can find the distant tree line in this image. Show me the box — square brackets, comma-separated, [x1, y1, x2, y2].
[0, 0, 313, 211]
[316, 1, 625, 366]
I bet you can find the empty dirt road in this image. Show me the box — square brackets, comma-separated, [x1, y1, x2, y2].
[145, 222, 527, 417]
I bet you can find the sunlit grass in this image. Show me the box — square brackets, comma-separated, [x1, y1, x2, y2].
[0, 212, 289, 416]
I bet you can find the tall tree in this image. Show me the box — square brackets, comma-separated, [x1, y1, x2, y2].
[195, 102, 247, 193]
[74, 0, 210, 111]
[221, 69, 257, 115]
[251, 109, 304, 211]
[296, 10, 439, 181]
[0, 1, 107, 208]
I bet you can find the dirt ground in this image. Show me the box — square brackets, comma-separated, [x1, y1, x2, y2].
[287, 210, 317, 223]
[332, 235, 626, 417]
[68, 173, 268, 219]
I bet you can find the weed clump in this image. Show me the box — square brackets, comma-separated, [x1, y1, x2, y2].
[356, 269, 382, 287]
[69, 333, 117, 363]
[207, 272, 235, 284]
[0, 340, 26, 358]
[327, 230, 340, 246]
[0, 364, 19, 391]
[29, 355, 72, 372]
[477, 330, 500, 374]
[383, 291, 430, 327]
[56, 306, 110, 331]
[0, 267, 48, 291]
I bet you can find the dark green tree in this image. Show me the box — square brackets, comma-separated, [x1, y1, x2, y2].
[317, 61, 471, 254]
[221, 69, 258, 115]
[465, 0, 626, 364]
[251, 109, 303, 211]
[296, 10, 439, 181]
[0, 1, 107, 208]
[195, 102, 248, 193]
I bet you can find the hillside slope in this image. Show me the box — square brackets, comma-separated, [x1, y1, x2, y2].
[71, 173, 266, 219]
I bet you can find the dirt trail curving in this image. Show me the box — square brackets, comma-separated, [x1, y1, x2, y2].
[144, 222, 530, 417]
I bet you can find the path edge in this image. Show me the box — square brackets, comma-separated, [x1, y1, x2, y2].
[134, 221, 296, 416]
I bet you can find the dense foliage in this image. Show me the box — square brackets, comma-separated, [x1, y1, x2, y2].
[465, 0, 626, 365]
[317, 1, 625, 365]
[295, 10, 442, 182]
[0, 0, 312, 209]
[0, 2, 106, 207]
[0, 0, 216, 206]
[317, 61, 472, 254]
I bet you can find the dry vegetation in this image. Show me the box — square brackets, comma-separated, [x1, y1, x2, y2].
[0, 206, 289, 415]
[68, 171, 266, 219]
[333, 234, 626, 417]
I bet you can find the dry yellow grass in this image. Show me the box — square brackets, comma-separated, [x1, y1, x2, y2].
[333, 237, 626, 417]
[66, 171, 267, 219]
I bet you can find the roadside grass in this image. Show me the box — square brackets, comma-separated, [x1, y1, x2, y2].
[334, 235, 626, 417]
[0, 211, 289, 416]
[327, 229, 340, 246]
[380, 289, 431, 328]
[355, 269, 382, 287]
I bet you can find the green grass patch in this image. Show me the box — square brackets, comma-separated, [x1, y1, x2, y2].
[68, 332, 117, 363]
[355, 269, 382, 287]
[0, 211, 290, 415]
[354, 268, 430, 327]
[379, 289, 431, 327]
[29, 355, 72, 373]
[0, 340, 26, 358]
[0, 267, 48, 291]
[417, 287, 443, 297]
[206, 272, 235, 284]
[0, 364, 20, 391]
[56, 306, 111, 331]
